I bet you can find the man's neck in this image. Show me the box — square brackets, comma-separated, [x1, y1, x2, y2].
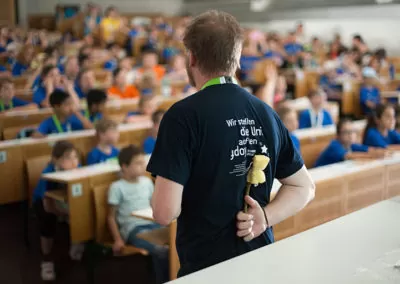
[195, 73, 234, 90]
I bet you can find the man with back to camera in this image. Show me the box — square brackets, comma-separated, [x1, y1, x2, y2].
[147, 10, 315, 277]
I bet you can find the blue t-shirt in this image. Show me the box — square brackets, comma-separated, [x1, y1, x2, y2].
[143, 136, 156, 154]
[299, 109, 334, 129]
[86, 146, 119, 165]
[37, 115, 84, 135]
[32, 163, 66, 202]
[0, 97, 30, 112]
[284, 43, 303, 55]
[319, 75, 342, 93]
[31, 75, 41, 92]
[360, 86, 380, 115]
[0, 65, 7, 72]
[239, 55, 261, 81]
[0, 46, 6, 54]
[104, 59, 117, 71]
[74, 83, 86, 99]
[290, 133, 301, 151]
[33, 85, 47, 107]
[12, 61, 29, 76]
[147, 83, 304, 277]
[364, 127, 400, 148]
[315, 140, 369, 167]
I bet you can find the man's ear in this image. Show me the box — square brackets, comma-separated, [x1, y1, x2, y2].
[188, 51, 196, 68]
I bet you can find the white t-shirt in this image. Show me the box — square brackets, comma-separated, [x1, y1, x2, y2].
[108, 177, 154, 241]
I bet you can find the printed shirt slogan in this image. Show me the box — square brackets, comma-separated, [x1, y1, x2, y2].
[226, 118, 269, 176]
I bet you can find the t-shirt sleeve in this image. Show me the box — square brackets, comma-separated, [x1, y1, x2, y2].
[86, 149, 97, 165]
[365, 129, 387, 148]
[69, 115, 84, 131]
[12, 97, 29, 107]
[147, 106, 194, 186]
[33, 88, 46, 106]
[275, 114, 304, 180]
[143, 137, 155, 154]
[108, 183, 121, 206]
[298, 110, 309, 129]
[324, 110, 334, 125]
[351, 144, 369, 152]
[37, 119, 50, 135]
[360, 87, 368, 104]
[389, 130, 400, 144]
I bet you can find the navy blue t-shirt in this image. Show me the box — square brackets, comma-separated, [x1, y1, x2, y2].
[147, 83, 304, 277]
[32, 163, 66, 203]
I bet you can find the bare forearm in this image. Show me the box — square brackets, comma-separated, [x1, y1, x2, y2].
[264, 183, 315, 227]
[74, 111, 93, 129]
[107, 216, 123, 242]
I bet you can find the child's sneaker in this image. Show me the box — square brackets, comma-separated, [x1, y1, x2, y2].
[41, 261, 56, 281]
[69, 243, 85, 261]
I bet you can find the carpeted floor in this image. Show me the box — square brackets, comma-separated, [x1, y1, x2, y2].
[0, 203, 154, 284]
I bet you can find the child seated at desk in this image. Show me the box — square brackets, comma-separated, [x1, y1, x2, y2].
[34, 90, 93, 137]
[108, 145, 169, 284]
[143, 110, 165, 155]
[32, 140, 82, 281]
[299, 89, 334, 129]
[136, 47, 166, 82]
[108, 67, 140, 99]
[125, 94, 158, 123]
[315, 118, 385, 167]
[360, 67, 380, 115]
[0, 78, 36, 112]
[277, 106, 300, 151]
[363, 104, 400, 150]
[87, 119, 120, 165]
[85, 89, 107, 123]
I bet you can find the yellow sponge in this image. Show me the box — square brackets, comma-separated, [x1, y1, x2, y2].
[247, 155, 270, 185]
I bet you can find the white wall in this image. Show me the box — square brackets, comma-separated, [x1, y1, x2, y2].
[243, 4, 400, 55]
[18, 0, 184, 26]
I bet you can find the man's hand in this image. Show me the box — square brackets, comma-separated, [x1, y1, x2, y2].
[113, 238, 125, 255]
[236, 196, 268, 242]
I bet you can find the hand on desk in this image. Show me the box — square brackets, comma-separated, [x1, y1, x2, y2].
[237, 196, 268, 242]
[113, 238, 125, 255]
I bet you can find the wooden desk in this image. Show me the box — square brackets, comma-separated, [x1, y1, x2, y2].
[0, 121, 152, 205]
[170, 198, 400, 284]
[132, 208, 179, 281]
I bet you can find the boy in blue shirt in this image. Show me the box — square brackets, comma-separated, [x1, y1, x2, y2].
[108, 145, 169, 284]
[284, 32, 303, 56]
[315, 118, 385, 167]
[143, 110, 165, 155]
[87, 119, 120, 165]
[277, 106, 301, 151]
[299, 89, 334, 129]
[0, 78, 36, 112]
[34, 90, 93, 137]
[33, 65, 61, 108]
[32, 140, 80, 281]
[84, 89, 107, 123]
[360, 67, 380, 115]
[363, 104, 400, 149]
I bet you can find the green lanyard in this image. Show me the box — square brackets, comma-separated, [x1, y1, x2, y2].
[0, 100, 13, 111]
[52, 115, 66, 133]
[201, 76, 239, 90]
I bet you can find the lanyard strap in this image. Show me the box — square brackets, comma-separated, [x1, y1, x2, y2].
[52, 115, 65, 133]
[201, 76, 239, 90]
[0, 100, 13, 111]
[309, 109, 324, 128]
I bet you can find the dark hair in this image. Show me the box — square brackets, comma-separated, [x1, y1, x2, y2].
[152, 109, 165, 124]
[87, 89, 107, 108]
[49, 89, 70, 107]
[78, 54, 90, 66]
[118, 144, 143, 167]
[41, 64, 56, 79]
[95, 118, 117, 134]
[44, 46, 56, 57]
[51, 140, 76, 159]
[353, 34, 364, 43]
[276, 107, 294, 121]
[374, 48, 387, 61]
[112, 67, 122, 79]
[140, 45, 158, 55]
[106, 42, 118, 50]
[363, 104, 394, 143]
[183, 10, 243, 76]
[336, 118, 353, 135]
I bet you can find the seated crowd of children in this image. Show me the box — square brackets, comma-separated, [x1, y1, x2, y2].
[2, 4, 400, 283]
